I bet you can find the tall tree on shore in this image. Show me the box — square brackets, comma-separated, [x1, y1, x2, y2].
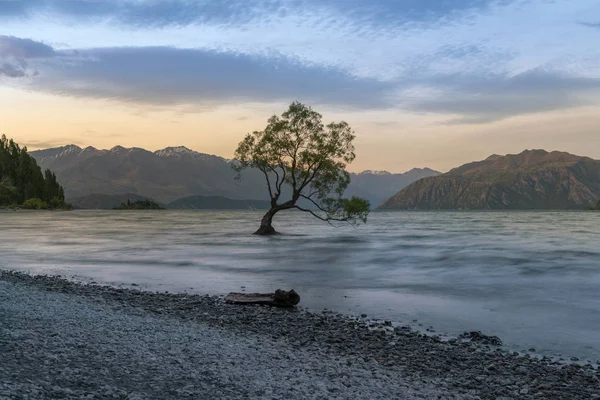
[233, 102, 370, 235]
[0, 134, 67, 207]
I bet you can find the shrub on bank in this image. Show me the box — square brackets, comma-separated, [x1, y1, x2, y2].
[22, 198, 48, 210]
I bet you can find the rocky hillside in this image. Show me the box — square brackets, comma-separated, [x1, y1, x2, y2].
[31, 145, 439, 207]
[379, 150, 600, 210]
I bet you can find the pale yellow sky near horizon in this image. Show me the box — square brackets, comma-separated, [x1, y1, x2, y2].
[2, 87, 600, 173]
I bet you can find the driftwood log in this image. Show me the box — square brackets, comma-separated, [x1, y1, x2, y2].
[224, 289, 300, 307]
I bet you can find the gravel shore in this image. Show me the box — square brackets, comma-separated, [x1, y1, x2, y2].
[1, 271, 599, 400]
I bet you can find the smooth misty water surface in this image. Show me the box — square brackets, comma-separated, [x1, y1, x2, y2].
[1, 210, 599, 361]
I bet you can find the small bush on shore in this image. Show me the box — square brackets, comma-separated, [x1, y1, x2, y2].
[22, 198, 48, 210]
[584, 200, 600, 210]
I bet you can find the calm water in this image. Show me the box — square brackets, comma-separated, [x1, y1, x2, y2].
[1, 210, 599, 361]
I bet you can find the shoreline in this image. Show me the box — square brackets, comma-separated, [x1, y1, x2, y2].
[1, 270, 599, 399]
[10, 268, 598, 364]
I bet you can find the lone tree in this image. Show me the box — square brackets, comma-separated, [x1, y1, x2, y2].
[233, 102, 370, 235]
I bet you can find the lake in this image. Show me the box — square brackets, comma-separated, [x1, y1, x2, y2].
[1, 210, 599, 361]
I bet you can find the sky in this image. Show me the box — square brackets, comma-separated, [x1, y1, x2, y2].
[1, 0, 599, 173]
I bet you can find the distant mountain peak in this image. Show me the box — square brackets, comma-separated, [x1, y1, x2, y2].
[30, 144, 83, 161]
[57, 144, 83, 158]
[62, 144, 82, 151]
[154, 146, 224, 162]
[520, 149, 548, 155]
[406, 167, 439, 174]
[357, 170, 392, 176]
[486, 154, 502, 161]
[110, 145, 127, 153]
[155, 146, 197, 157]
[107, 145, 149, 154]
[47, 144, 82, 154]
[356, 168, 441, 177]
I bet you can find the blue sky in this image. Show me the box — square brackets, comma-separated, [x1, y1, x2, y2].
[1, 0, 599, 171]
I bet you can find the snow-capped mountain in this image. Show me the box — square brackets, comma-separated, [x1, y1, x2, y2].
[154, 146, 224, 162]
[154, 146, 197, 158]
[30, 144, 440, 207]
[357, 170, 392, 176]
[30, 144, 85, 162]
[30, 144, 267, 203]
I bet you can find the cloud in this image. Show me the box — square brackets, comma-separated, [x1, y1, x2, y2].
[19, 138, 80, 149]
[1, 0, 520, 80]
[0, 0, 268, 25]
[3, 29, 600, 122]
[579, 21, 600, 28]
[0, 35, 56, 77]
[2, 0, 599, 83]
[0, 35, 56, 58]
[406, 70, 600, 124]
[0, 62, 25, 77]
[8, 41, 393, 108]
[0, 0, 508, 28]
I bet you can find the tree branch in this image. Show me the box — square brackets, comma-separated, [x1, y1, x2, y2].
[276, 163, 287, 196]
[294, 205, 353, 225]
[259, 166, 274, 200]
[298, 160, 324, 194]
[268, 164, 281, 199]
[299, 194, 328, 213]
[294, 205, 334, 225]
[289, 135, 304, 193]
[290, 149, 298, 192]
[303, 189, 319, 200]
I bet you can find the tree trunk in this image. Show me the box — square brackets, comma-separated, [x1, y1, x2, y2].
[254, 208, 278, 235]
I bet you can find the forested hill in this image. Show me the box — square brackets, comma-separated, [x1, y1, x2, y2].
[0, 135, 69, 209]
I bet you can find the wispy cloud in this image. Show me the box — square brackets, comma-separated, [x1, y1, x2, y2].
[19, 137, 81, 149]
[1, 0, 600, 123]
[579, 21, 600, 28]
[0, 0, 512, 28]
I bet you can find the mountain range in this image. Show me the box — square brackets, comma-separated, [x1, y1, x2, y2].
[379, 149, 600, 210]
[31, 145, 440, 209]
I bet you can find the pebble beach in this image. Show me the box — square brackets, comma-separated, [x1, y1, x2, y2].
[1, 270, 599, 400]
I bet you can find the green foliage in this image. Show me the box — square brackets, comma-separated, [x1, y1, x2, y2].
[233, 102, 370, 230]
[0, 135, 69, 208]
[113, 199, 164, 210]
[22, 198, 48, 210]
[0, 178, 18, 205]
[49, 197, 72, 210]
[340, 196, 371, 223]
